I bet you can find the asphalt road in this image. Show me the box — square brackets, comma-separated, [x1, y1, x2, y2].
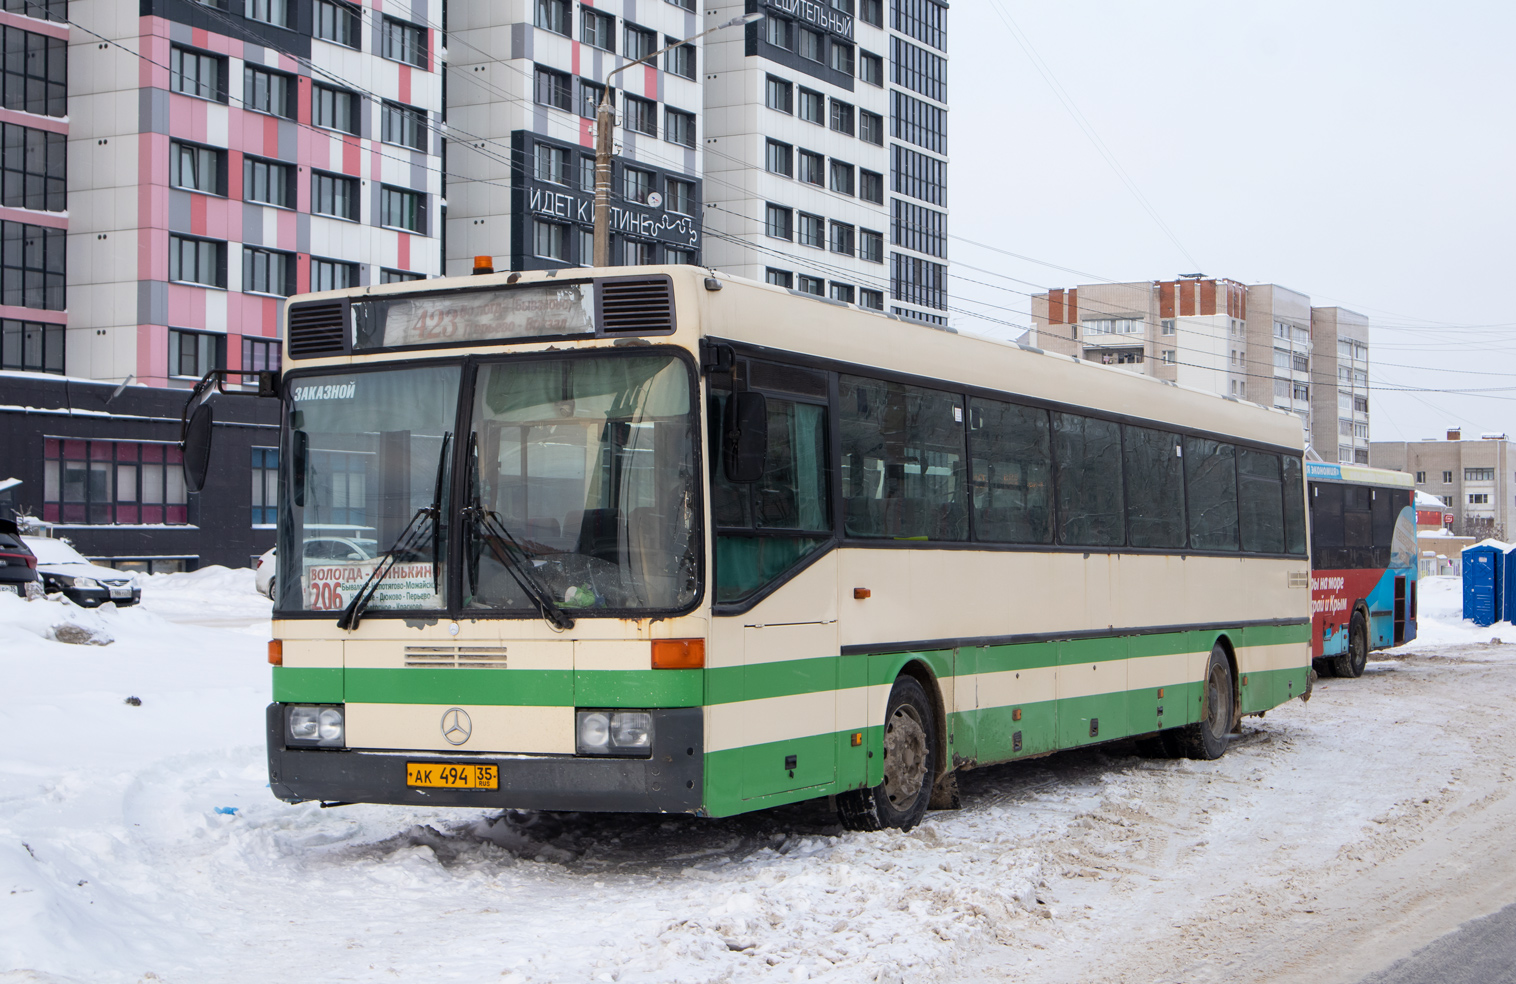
[1357, 901, 1516, 984]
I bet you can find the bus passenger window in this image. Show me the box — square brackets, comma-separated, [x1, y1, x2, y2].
[1123, 425, 1185, 549]
[1282, 457, 1307, 556]
[1184, 437, 1239, 551]
[1052, 412, 1123, 547]
[1343, 485, 1373, 567]
[1237, 449, 1285, 554]
[967, 398, 1052, 544]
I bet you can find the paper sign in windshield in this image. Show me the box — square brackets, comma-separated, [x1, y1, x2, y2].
[358, 284, 595, 349]
[305, 561, 441, 611]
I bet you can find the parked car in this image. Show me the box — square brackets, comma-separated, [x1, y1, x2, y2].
[254, 547, 276, 600]
[23, 535, 140, 607]
[0, 519, 38, 597]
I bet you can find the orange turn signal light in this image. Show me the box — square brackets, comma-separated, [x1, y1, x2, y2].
[854, 587, 871, 600]
[850, 732, 863, 747]
[1012, 708, 1022, 722]
[652, 638, 705, 669]
[267, 639, 283, 666]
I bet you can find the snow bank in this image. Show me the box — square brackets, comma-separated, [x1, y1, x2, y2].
[1397, 575, 1510, 648]
[137, 565, 273, 622]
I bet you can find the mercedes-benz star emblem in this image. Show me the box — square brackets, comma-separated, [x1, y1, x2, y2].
[440, 707, 472, 745]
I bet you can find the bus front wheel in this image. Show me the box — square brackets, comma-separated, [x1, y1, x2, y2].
[1332, 612, 1369, 679]
[837, 675, 937, 832]
[1179, 645, 1235, 761]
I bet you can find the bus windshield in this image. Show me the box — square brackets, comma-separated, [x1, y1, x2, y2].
[464, 352, 699, 615]
[281, 364, 460, 613]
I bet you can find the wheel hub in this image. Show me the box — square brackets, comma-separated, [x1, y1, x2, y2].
[882, 704, 928, 806]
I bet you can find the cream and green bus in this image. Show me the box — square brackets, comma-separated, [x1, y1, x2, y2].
[255, 265, 1313, 831]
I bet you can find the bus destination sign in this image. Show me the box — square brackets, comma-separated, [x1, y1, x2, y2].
[354, 283, 596, 350]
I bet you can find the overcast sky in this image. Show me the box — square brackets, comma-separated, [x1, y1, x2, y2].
[947, 1, 1516, 444]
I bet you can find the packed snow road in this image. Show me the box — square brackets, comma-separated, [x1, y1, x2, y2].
[2, 572, 1513, 984]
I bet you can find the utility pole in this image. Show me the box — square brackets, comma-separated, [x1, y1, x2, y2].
[593, 12, 761, 268]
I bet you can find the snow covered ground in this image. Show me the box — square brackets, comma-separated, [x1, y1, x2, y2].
[2, 574, 1514, 983]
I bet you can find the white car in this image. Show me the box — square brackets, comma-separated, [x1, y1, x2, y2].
[254, 547, 277, 600]
[23, 535, 140, 608]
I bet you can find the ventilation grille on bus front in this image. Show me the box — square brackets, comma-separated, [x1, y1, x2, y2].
[403, 645, 509, 669]
[599, 277, 675, 333]
[287, 301, 347, 359]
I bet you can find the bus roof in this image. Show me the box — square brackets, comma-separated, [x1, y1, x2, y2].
[1304, 461, 1415, 488]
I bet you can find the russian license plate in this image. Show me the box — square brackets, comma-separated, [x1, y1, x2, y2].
[406, 762, 498, 789]
[109, 586, 132, 599]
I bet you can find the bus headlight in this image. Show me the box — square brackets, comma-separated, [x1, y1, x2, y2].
[286, 705, 345, 747]
[577, 710, 653, 756]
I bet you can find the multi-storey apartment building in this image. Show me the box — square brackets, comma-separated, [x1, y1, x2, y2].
[446, 0, 707, 274]
[1372, 430, 1515, 540]
[0, 0, 445, 569]
[701, 0, 948, 325]
[1031, 276, 1371, 461]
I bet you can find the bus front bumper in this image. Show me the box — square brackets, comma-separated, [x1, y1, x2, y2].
[265, 704, 704, 814]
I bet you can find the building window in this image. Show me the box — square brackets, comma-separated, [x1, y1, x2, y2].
[829, 99, 855, 135]
[1414, 471, 1426, 484]
[244, 64, 295, 118]
[243, 247, 295, 296]
[169, 140, 226, 198]
[860, 169, 884, 204]
[242, 335, 281, 379]
[535, 0, 570, 35]
[891, 199, 946, 258]
[169, 328, 226, 379]
[581, 8, 614, 51]
[380, 269, 423, 284]
[766, 268, 793, 288]
[891, 36, 947, 102]
[309, 257, 357, 292]
[831, 282, 855, 304]
[1466, 468, 1495, 481]
[891, 145, 945, 205]
[534, 66, 571, 110]
[1292, 381, 1309, 401]
[860, 110, 884, 146]
[578, 80, 609, 119]
[382, 101, 428, 150]
[43, 438, 188, 527]
[1354, 395, 1368, 413]
[860, 228, 883, 263]
[765, 203, 792, 241]
[245, 0, 294, 28]
[665, 247, 693, 266]
[766, 139, 793, 177]
[1, 125, 66, 210]
[380, 185, 424, 232]
[168, 234, 225, 289]
[1470, 493, 1490, 505]
[311, 170, 359, 220]
[624, 240, 656, 265]
[860, 50, 883, 86]
[1161, 318, 1175, 335]
[829, 160, 855, 195]
[314, 0, 361, 47]
[764, 16, 792, 49]
[892, 0, 946, 51]
[312, 84, 360, 134]
[666, 178, 695, 216]
[797, 27, 823, 62]
[665, 39, 695, 79]
[534, 220, 567, 261]
[0, 319, 62, 373]
[1161, 350, 1176, 365]
[829, 42, 854, 76]
[625, 95, 657, 136]
[860, 0, 882, 27]
[665, 107, 696, 148]
[578, 227, 594, 265]
[891, 91, 946, 154]
[170, 46, 225, 103]
[798, 149, 824, 185]
[1442, 471, 1453, 484]
[1, 0, 67, 22]
[891, 252, 945, 310]
[251, 447, 279, 526]
[798, 87, 823, 124]
[765, 76, 793, 114]
[382, 17, 427, 68]
[243, 156, 295, 209]
[535, 143, 569, 185]
[624, 23, 656, 61]
[829, 221, 855, 256]
[797, 275, 823, 296]
[623, 167, 654, 203]
[860, 288, 884, 310]
[798, 212, 823, 248]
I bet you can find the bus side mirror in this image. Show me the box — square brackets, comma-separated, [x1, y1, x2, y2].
[182, 403, 214, 493]
[256, 370, 280, 399]
[724, 392, 767, 483]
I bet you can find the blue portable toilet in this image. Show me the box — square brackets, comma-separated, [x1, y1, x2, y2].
[1462, 542, 1504, 627]
[1505, 544, 1516, 626]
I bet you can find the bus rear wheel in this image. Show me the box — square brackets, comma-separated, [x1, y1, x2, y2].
[1331, 612, 1369, 678]
[1178, 645, 1235, 761]
[837, 676, 937, 833]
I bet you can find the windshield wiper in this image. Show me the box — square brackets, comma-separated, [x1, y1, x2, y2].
[464, 503, 575, 631]
[337, 432, 451, 631]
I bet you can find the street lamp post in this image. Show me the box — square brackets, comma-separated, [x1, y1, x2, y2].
[593, 12, 761, 268]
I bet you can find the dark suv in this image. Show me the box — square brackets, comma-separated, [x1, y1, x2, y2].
[0, 519, 38, 597]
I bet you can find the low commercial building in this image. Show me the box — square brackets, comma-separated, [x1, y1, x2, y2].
[1372, 430, 1515, 541]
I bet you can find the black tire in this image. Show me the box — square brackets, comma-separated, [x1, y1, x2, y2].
[267, 577, 277, 602]
[1313, 657, 1337, 678]
[837, 676, 937, 832]
[1331, 611, 1368, 678]
[1135, 730, 1183, 759]
[1178, 644, 1234, 761]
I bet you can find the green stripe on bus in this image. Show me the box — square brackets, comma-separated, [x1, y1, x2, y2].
[340, 668, 700, 707]
[272, 667, 343, 703]
[575, 669, 703, 707]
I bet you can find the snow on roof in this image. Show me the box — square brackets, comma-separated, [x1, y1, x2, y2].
[1466, 538, 1512, 552]
[1414, 490, 1447, 508]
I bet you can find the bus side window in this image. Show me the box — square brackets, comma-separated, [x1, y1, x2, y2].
[1343, 485, 1373, 568]
[1312, 482, 1345, 570]
[1052, 412, 1124, 547]
[967, 397, 1052, 545]
[1183, 437, 1239, 551]
[1122, 424, 1185, 549]
[1237, 449, 1285, 554]
[1282, 456, 1307, 556]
